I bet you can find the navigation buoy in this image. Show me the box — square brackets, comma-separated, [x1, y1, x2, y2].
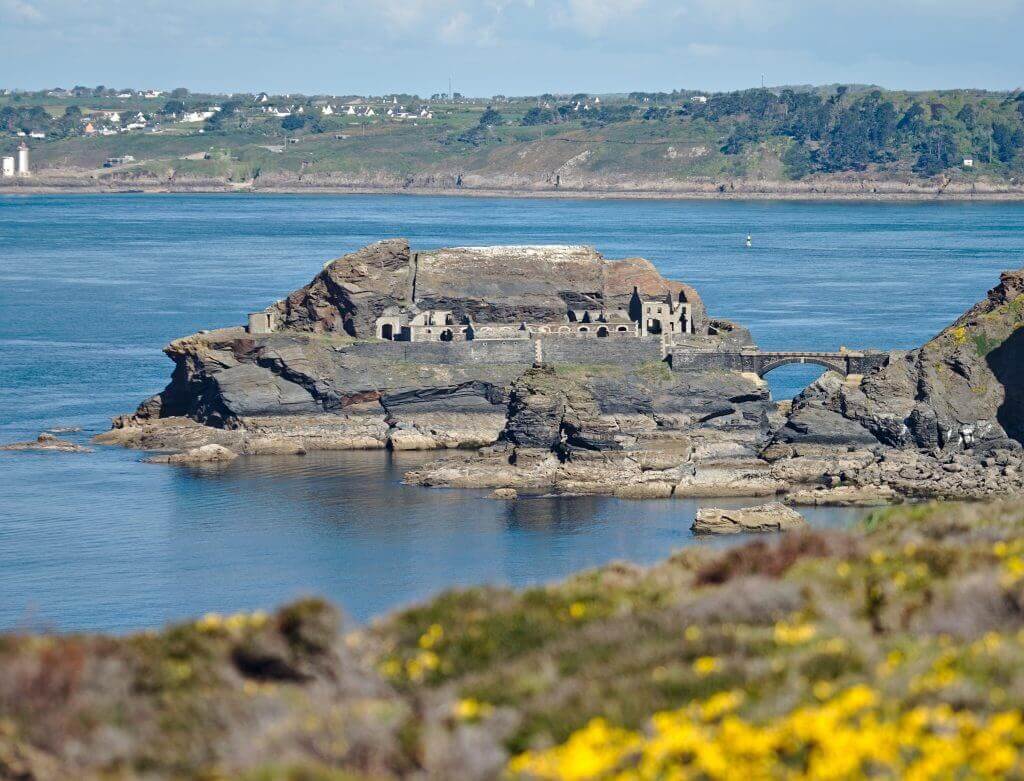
[745, 234, 752, 248]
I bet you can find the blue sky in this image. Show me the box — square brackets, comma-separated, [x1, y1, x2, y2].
[1, 0, 1021, 95]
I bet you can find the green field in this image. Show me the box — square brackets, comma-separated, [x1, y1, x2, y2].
[3, 86, 1024, 189]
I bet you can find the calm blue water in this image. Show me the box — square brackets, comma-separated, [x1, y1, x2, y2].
[2, 194, 1022, 632]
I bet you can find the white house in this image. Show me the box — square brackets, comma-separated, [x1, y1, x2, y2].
[321, 105, 334, 115]
[143, 90, 163, 98]
[1, 156, 14, 176]
[181, 110, 217, 123]
[690, 95, 708, 104]
[963, 158, 974, 168]
[346, 105, 357, 115]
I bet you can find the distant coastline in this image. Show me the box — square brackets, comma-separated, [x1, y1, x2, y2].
[5, 178, 1024, 201]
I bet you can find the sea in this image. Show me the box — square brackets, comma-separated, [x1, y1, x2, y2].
[2, 194, 1022, 632]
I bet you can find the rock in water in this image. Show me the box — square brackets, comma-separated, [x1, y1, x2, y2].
[0, 432, 92, 453]
[147, 444, 239, 464]
[692, 503, 807, 535]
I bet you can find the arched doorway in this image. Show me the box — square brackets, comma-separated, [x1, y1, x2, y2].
[440, 329, 454, 342]
[597, 326, 609, 337]
[380, 323, 394, 340]
[647, 319, 662, 335]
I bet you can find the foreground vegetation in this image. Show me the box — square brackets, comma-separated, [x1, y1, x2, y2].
[3, 84, 1024, 190]
[6, 500, 1024, 778]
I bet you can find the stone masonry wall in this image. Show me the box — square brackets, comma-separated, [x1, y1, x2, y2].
[345, 337, 665, 368]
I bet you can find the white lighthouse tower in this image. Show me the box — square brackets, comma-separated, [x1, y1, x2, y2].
[16, 142, 30, 175]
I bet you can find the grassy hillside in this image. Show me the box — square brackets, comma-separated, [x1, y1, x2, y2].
[6, 500, 1024, 778]
[3, 85, 1024, 191]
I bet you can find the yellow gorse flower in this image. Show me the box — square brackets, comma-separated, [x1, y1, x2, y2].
[773, 620, 817, 646]
[419, 622, 444, 649]
[508, 686, 1024, 780]
[692, 656, 720, 677]
[453, 697, 493, 722]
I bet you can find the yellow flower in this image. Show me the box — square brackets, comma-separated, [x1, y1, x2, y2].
[509, 718, 641, 781]
[774, 620, 817, 645]
[700, 690, 744, 721]
[196, 612, 224, 632]
[569, 601, 587, 620]
[812, 680, 834, 700]
[692, 656, 720, 677]
[453, 697, 493, 722]
[419, 623, 444, 649]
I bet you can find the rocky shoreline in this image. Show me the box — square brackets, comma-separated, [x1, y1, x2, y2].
[95, 240, 1024, 507]
[6, 173, 1024, 201]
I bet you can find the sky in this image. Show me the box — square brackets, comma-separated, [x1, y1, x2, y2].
[1, 0, 1021, 96]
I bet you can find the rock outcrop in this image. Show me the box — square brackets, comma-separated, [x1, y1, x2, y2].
[691, 503, 807, 534]
[146, 444, 239, 464]
[103, 241, 771, 495]
[776, 270, 1024, 454]
[274, 241, 710, 337]
[1, 433, 92, 453]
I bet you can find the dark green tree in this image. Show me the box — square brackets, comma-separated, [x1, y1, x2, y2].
[521, 107, 555, 125]
[479, 107, 504, 126]
[782, 141, 815, 179]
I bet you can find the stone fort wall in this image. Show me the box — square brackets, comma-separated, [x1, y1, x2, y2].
[347, 337, 665, 367]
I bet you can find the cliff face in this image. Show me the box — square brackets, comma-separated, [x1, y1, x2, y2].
[273, 240, 709, 337]
[776, 269, 1024, 453]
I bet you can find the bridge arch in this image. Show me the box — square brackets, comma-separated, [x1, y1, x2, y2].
[757, 355, 847, 378]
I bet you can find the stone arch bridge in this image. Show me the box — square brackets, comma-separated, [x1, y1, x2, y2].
[668, 348, 888, 379]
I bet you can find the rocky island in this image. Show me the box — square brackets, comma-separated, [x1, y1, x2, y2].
[100, 240, 1024, 504]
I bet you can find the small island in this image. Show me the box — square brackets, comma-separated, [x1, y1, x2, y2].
[100, 239, 1024, 505]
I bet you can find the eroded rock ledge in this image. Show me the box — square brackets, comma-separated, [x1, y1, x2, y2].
[99, 240, 1024, 504]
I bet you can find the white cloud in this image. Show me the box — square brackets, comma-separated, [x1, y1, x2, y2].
[0, 0, 44, 22]
[554, 0, 646, 36]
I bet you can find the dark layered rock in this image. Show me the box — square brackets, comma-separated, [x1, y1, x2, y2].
[275, 238, 414, 336]
[503, 365, 622, 457]
[774, 269, 1024, 454]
